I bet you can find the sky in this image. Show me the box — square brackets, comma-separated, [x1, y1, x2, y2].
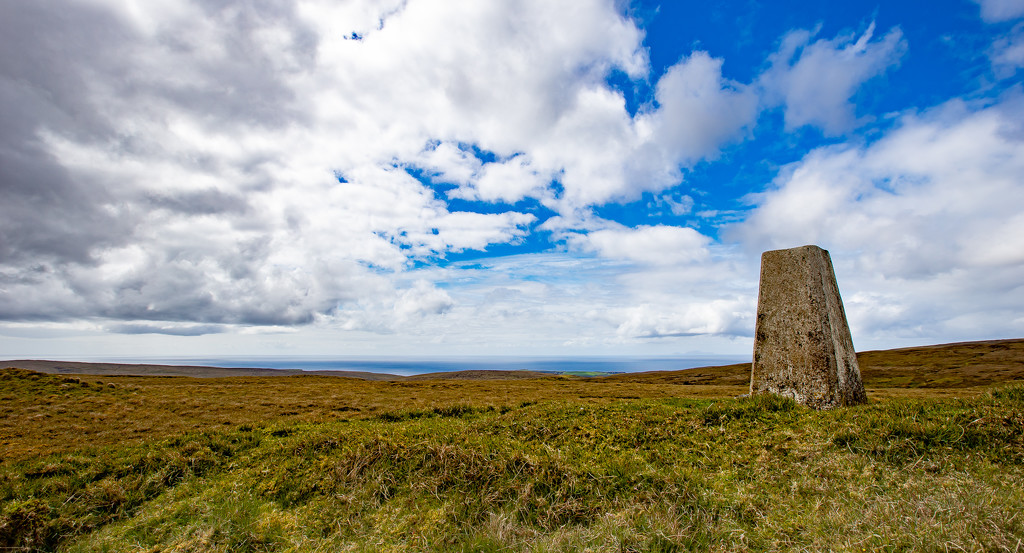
[1, 0, 1023, 360]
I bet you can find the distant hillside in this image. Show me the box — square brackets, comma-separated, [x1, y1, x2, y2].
[4, 338, 1023, 387]
[0, 360, 403, 381]
[407, 369, 555, 380]
[857, 338, 1024, 387]
[595, 338, 1024, 388]
[0, 360, 555, 381]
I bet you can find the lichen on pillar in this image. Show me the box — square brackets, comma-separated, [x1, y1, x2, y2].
[750, 245, 867, 409]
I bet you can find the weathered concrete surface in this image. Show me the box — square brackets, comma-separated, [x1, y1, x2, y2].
[750, 245, 867, 409]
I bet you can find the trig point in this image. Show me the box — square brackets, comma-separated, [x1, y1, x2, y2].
[750, 245, 867, 409]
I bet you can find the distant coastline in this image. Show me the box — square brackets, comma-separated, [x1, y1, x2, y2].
[0, 356, 750, 379]
[166, 356, 751, 375]
[4, 338, 1024, 387]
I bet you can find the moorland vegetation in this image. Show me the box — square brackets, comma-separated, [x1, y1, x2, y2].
[1, 339, 1023, 551]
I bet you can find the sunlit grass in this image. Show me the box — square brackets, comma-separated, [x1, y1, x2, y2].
[0, 368, 744, 464]
[2, 365, 1022, 551]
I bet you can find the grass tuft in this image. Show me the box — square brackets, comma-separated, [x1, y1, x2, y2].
[2, 363, 1023, 551]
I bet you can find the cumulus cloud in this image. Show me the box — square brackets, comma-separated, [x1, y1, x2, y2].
[642, 52, 758, 164]
[334, 278, 455, 334]
[413, 142, 481, 187]
[0, 0, 648, 329]
[533, 52, 759, 209]
[401, 247, 756, 354]
[730, 94, 1024, 342]
[0, 0, 773, 337]
[5, 0, 1013, 357]
[450, 155, 550, 204]
[760, 22, 907, 135]
[568, 225, 711, 266]
[393, 280, 454, 322]
[610, 299, 752, 339]
[552, 221, 757, 342]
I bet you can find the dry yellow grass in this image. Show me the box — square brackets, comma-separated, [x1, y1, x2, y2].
[2, 340, 1023, 552]
[4, 338, 1022, 464]
[599, 337, 1024, 388]
[0, 369, 744, 464]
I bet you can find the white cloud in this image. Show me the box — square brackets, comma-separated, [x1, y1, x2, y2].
[402, 247, 757, 354]
[451, 155, 550, 204]
[534, 52, 759, 210]
[550, 222, 758, 343]
[393, 280, 454, 322]
[412, 211, 537, 256]
[569, 225, 711, 266]
[414, 142, 481, 187]
[611, 300, 751, 339]
[643, 52, 759, 164]
[974, 0, 1024, 22]
[973, 0, 1024, 83]
[651, 193, 695, 216]
[0, 0, 656, 332]
[992, 24, 1024, 75]
[760, 22, 907, 135]
[731, 94, 1024, 342]
[6, 0, 1015, 359]
[331, 278, 454, 334]
[2, 0, 773, 339]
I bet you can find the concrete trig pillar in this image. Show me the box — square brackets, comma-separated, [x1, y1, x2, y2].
[750, 245, 867, 409]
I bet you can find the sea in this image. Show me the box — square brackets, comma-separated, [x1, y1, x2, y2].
[102, 356, 751, 377]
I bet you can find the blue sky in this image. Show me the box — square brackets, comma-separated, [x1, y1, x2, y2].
[1, 0, 1023, 360]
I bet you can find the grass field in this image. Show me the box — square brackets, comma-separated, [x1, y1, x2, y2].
[2, 340, 1023, 551]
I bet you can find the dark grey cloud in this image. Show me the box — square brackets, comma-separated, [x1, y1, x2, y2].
[86, 252, 348, 326]
[0, 0, 339, 327]
[107, 323, 227, 336]
[0, 142, 134, 265]
[0, 2, 134, 141]
[144, 189, 250, 216]
[183, 0, 318, 126]
[0, 3, 138, 265]
[635, 331, 702, 338]
[0, 249, 358, 326]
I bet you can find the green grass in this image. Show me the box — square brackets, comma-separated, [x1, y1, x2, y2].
[0, 368, 740, 464]
[2, 374, 1022, 551]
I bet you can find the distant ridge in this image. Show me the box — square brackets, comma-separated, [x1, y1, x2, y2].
[0, 360, 557, 381]
[407, 369, 555, 380]
[595, 338, 1024, 388]
[3, 338, 1023, 386]
[0, 360, 403, 381]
